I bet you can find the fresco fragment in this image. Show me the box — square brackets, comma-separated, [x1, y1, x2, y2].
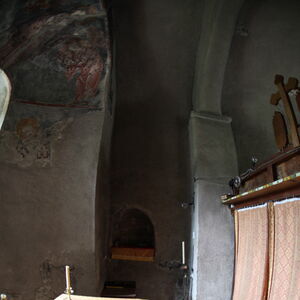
[0, 5, 109, 108]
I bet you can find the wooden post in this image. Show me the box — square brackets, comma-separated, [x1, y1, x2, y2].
[270, 75, 300, 147]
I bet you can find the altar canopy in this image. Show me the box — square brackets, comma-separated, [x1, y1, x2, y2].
[232, 198, 300, 300]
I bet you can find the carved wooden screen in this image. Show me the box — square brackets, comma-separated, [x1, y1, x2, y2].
[268, 198, 300, 300]
[232, 205, 269, 300]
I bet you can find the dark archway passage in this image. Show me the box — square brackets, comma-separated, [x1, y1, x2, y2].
[113, 209, 155, 249]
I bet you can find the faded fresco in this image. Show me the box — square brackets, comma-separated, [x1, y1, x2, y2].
[0, 1, 111, 299]
[0, 0, 111, 166]
[0, 1, 109, 108]
[56, 27, 106, 104]
[0, 116, 72, 167]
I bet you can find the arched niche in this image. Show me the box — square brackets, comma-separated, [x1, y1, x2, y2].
[111, 209, 155, 262]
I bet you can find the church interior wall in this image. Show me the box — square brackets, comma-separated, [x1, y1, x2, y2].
[222, 0, 300, 172]
[108, 0, 201, 299]
[0, 1, 113, 299]
[1, 0, 300, 299]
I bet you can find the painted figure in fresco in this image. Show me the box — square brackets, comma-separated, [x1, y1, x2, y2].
[16, 118, 50, 162]
[58, 35, 104, 103]
[0, 9, 108, 106]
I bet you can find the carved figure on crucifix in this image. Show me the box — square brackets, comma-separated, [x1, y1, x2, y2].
[271, 74, 300, 150]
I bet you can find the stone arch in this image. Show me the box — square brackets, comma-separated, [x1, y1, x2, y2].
[112, 208, 155, 249]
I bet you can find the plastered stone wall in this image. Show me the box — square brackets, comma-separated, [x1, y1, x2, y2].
[222, 0, 300, 172]
[189, 113, 237, 299]
[108, 0, 201, 299]
[190, 1, 300, 299]
[0, 1, 112, 299]
[189, 0, 242, 298]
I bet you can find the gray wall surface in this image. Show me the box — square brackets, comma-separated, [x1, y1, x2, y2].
[222, 0, 300, 172]
[108, 0, 201, 299]
[189, 113, 237, 300]
[193, 181, 234, 300]
[0, 110, 105, 299]
[189, 0, 241, 298]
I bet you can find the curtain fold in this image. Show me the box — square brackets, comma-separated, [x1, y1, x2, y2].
[268, 198, 300, 300]
[232, 205, 269, 300]
[267, 203, 275, 299]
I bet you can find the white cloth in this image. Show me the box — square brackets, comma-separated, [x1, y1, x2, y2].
[0, 69, 11, 130]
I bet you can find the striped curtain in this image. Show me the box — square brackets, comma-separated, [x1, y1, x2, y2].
[232, 204, 269, 300]
[232, 198, 300, 300]
[268, 198, 300, 300]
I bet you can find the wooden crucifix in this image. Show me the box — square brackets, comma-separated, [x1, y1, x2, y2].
[271, 74, 300, 148]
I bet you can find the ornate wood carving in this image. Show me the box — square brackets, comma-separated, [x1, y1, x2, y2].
[271, 75, 300, 148]
[273, 111, 288, 150]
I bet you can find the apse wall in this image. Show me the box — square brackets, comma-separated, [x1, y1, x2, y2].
[108, 0, 201, 299]
[222, 0, 300, 172]
[0, 1, 112, 299]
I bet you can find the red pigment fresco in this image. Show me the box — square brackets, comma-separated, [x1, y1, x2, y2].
[58, 37, 104, 102]
[0, 12, 108, 105]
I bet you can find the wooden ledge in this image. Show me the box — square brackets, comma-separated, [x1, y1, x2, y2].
[111, 247, 155, 262]
[222, 172, 300, 206]
[239, 146, 300, 183]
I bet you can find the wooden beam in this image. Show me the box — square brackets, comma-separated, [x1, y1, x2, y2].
[223, 172, 300, 206]
[238, 146, 300, 182]
[271, 75, 300, 147]
[111, 247, 155, 262]
[270, 76, 298, 105]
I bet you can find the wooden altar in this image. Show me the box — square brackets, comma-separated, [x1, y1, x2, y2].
[55, 295, 146, 300]
[54, 267, 147, 300]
